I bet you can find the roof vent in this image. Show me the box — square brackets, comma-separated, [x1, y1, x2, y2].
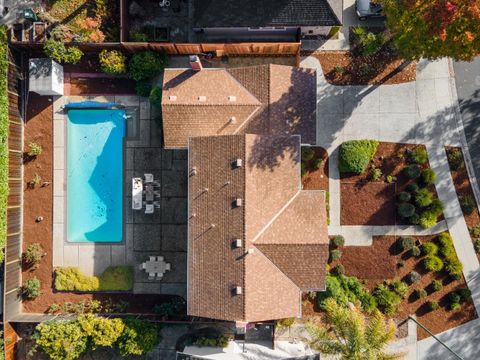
[234, 198, 243, 207]
[234, 286, 242, 295]
[210, 223, 216, 229]
[191, 166, 198, 176]
[228, 95, 237, 102]
[233, 158, 243, 168]
[198, 96, 207, 102]
[234, 239, 242, 248]
[247, 248, 254, 254]
[230, 116, 237, 124]
[169, 95, 177, 101]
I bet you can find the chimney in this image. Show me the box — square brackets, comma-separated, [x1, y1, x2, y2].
[189, 55, 203, 71]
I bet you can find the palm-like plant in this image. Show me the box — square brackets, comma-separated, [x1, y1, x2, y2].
[306, 298, 404, 360]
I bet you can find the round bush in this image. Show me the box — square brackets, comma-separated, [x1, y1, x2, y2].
[43, 39, 83, 64]
[431, 279, 443, 292]
[398, 203, 415, 218]
[392, 281, 409, 298]
[423, 255, 444, 272]
[421, 169, 436, 185]
[23, 277, 41, 299]
[428, 199, 444, 217]
[419, 211, 437, 229]
[448, 292, 461, 304]
[409, 213, 420, 225]
[410, 147, 428, 165]
[331, 235, 345, 248]
[457, 288, 472, 302]
[404, 164, 421, 179]
[338, 140, 379, 174]
[128, 51, 168, 81]
[397, 236, 415, 252]
[446, 259, 463, 280]
[415, 188, 433, 207]
[406, 182, 419, 193]
[369, 168, 382, 181]
[474, 239, 480, 253]
[460, 195, 476, 215]
[427, 300, 439, 311]
[397, 191, 411, 202]
[331, 264, 345, 276]
[422, 242, 438, 256]
[415, 288, 427, 299]
[329, 249, 342, 262]
[407, 271, 421, 284]
[451, 302, 461, 310]
[373, 284, 401, 315]
[99, 50, 126, 75]
[410, 245, 421, 257]
[447, 148, 464, 171]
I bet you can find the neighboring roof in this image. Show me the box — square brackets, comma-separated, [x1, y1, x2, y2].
[162, 65, 316, 148]
[188, 134, 328, 322]
[193, 0, 342, 27]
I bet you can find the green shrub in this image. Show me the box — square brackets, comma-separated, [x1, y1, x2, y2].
[445, 259, 463, 280]
[78, 314, 124, 349]
[448, 292, 461, 304]
[28, 142, 43, 157]
[460, 194, 476, 215]
[54, 266, 133, 291]
[447, 148, 464, 171]
[438, 233, 455, 258]
[406, 182, 419, 193]
[369, 168, 382, 181]
[415, 288, 427, 299]
[451, 302, 461, 310]
[152, 298, 184, 317]
[422, 242, 438, 256]
[99, 50, 127, 75]
[428, 199, 444, 217]
[331, 235, 345, 248]
[128, 51, 168, 81]
[43, 39, 83, 64]
[386, 175, 394, 183]
[423, 255, 444, 272]
[117, 318, 160, 356]
[135, 80, 152, 97]
[392, 280, 409, 298]
[397, 236, 415, 252]
[410, 147, 428, 164]
[398, 203, 415, 218]
[427, 300, 439, 311]
[409, 213, 420, 225]
[470, 225, 480, 238]
[329, 249, 342, 262]
[407, 271, 421, 284]
[332, 264, 345, 276]
[23, 277, 41, 299]
[194, 335, 229, 348]
[410, 245, 421, 257]
[277, 318, 295, 328]
[28, 173, 42, 189]
[301, 147, 315, 161]
[404, 164, 421, 179]
[352, 27, 385, 56]
[457, 288, 472, 302]
[421, 169, 436, 185]
[23, 243, 45, 268]
[373, 284, 401, 315]
[431, 280, 443, 292]
[397, 191, 411, 202]
[149, 86, 162, 107]
[419, 211, 437, 229]
[415, 188, 433, 207]
[338, 140, 379, 174]
[474, 239, 480, 253]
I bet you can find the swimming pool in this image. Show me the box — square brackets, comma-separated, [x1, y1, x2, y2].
[67, 109, 125, 242]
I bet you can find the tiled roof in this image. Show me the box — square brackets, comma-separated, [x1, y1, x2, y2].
[193, 0, 342, 27]
[162, 64, 317, 148]
[187, 134, 328, 322]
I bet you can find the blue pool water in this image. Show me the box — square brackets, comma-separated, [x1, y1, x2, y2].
[67, 109, 125, 242]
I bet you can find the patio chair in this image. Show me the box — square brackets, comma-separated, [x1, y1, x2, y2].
[144, 173, 154, 183]
[139, 263, 146, 270]
[149, 256, 155, 261]
[148, 274, 155, 280]
[154, 201, 161, 209]
[152, 180, 161, 187]
[165, 263, 171, 271]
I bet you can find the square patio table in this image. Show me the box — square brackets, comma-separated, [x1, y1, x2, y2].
[144, 257, 167, 278]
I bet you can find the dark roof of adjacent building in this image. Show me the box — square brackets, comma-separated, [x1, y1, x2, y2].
[162, 64, 317, 148]
[187, 134, 329, 322]
[193, 0, 342, 27]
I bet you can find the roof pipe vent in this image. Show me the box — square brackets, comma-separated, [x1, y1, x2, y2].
[198, 96, 207, 102]
[233, 159, 243, 168]
[230, 116, 237, 124]
[234, 198, 243, 207]
[233, 239, 242, 248]
[234, 286, 242, 295]
[228, 95, 237, 102]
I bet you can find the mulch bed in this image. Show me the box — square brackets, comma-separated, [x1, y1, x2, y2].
[312, 51, 416, 86]
[302, 146, 329, 191]
[445, 146, 480, 262]
[304, 235, 477, 340]
[22, 94, 179, 315]
[341, 142, 442, 226]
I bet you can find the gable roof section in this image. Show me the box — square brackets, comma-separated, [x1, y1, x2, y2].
[163, 65, 317, 148]
[194, 0, 342, 27]
[188, 134, 328, 322]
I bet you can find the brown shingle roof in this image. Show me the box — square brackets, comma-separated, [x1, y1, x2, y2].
[162, 65, 316, 148]
[188, 134, 328, 322]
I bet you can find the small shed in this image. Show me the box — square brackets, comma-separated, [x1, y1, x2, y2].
[29, 58, 64, 96]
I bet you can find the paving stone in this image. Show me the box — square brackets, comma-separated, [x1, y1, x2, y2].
[125, 148, 134, 170]
[161, 197, 187, 224]
[134, 148, 163, 170]
[160, 252, 187, 283]
[133, 208, 162, 224]
[160, 283, 187, 298]
[125, 197, 134, 224]
[133, 224, 162, 251]
[63, 244, 79, 267]
[173, 149, 188, 160]
[157, 325, 189, 350]
[161, 170, 187, 197]
[133, 281, 161, 294]
[111, 245, 126, 266]
[53, 196, 64, 224]
[162, 225, 188, 252]
[140, 100, 151, 120]
[161, 149, 174, 169]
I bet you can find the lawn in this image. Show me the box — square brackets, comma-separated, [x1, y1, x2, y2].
[0, 25, 8, 262]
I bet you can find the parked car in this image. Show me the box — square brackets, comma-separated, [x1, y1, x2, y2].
[355, 0, 384, 20]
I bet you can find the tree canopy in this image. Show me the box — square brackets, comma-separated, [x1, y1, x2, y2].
[383, 0, 480, 61]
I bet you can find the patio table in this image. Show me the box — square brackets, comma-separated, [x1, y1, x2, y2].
[145, 183, 155, 202]
[132, 178, 143, 210]
[143, 257, 168, 278]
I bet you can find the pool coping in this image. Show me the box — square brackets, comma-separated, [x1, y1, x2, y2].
[53, 95, 151, 275]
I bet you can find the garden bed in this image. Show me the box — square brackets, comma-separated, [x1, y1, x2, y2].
[445, 146, 480, 262]
[340, 142, 443, 226]
[304, 234, 477, 340]
[301, 146, 329, 191]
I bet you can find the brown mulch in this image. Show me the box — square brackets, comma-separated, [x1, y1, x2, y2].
[341, 142, 442, 226]
[312, 51, 416, 86]
[304, 235, 477, 340]
[22, 94, 179, 315]
[302, 146, 329, 191]
[445, 146, 480, 262]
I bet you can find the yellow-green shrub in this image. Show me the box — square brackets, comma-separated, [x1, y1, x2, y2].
[54, 266, 133, 291]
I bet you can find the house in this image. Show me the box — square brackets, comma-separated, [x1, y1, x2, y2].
[162, 62, 317, 148]
[193, 0, 343, 42]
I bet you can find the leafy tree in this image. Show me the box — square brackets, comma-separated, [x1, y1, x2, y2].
[307, 298, 403, 359]
[383, 0, 480, 61]
[78, 314, 124, 349]
[117, 318, 160, 356]
[128, 51, 168, 81]
[43, 39, 83, 64]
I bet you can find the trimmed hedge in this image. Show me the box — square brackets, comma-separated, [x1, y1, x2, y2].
[0, 26, 7, 263]
[338, 140, 379, 174]
[55, 266, 133, 291]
